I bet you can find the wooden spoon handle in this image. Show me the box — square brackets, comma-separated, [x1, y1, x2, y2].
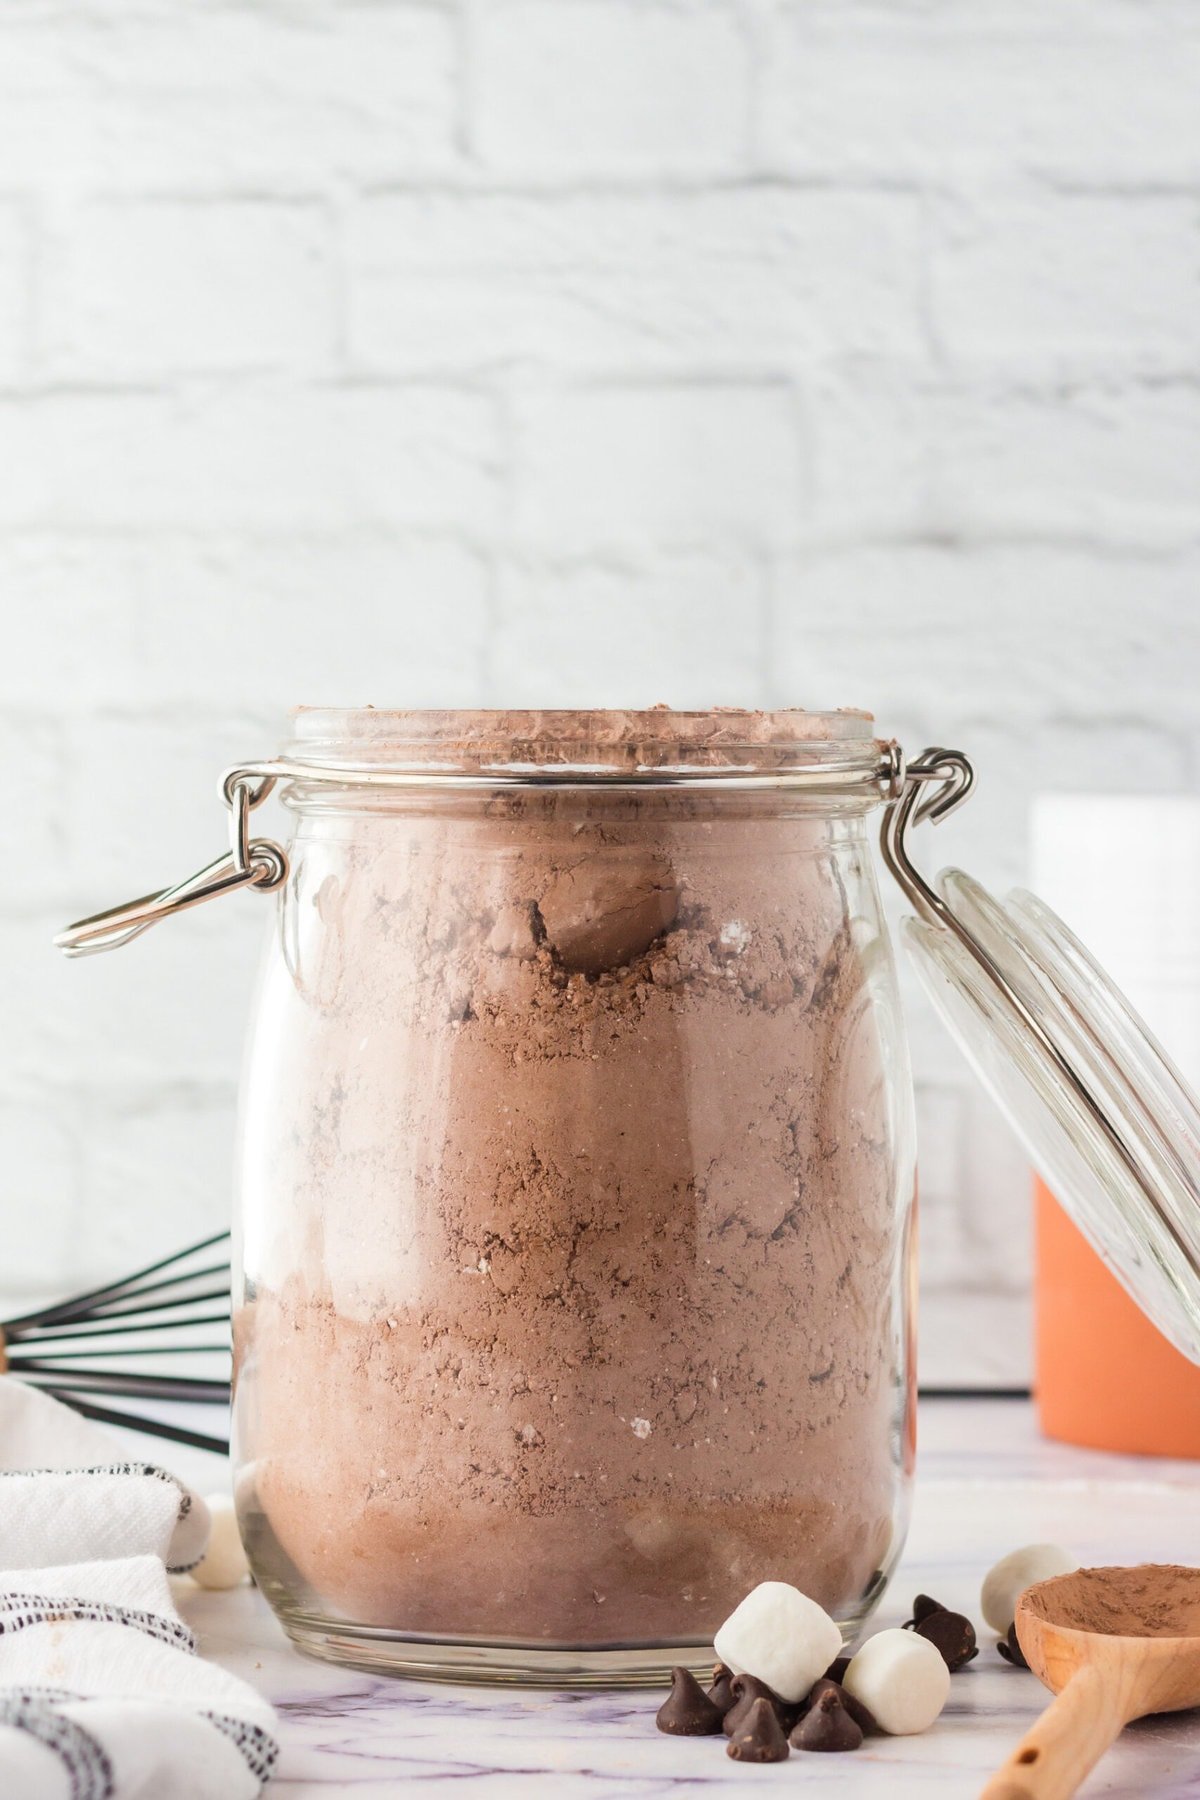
[979, 1667, 1129, 1800]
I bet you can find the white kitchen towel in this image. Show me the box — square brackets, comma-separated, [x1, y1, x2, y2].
[0, 1380, 277, 1798]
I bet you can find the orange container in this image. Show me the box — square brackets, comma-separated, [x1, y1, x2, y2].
[1035, 1174, 1200, 1458]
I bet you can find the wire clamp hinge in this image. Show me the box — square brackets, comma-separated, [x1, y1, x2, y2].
[54, 769, 288, 959]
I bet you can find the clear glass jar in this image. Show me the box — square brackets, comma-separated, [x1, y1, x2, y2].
[230, 708, 917, 1684]
[57, 709, 1200, 1687]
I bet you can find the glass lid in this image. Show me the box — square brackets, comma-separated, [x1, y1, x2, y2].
[883, 750, 1200, 1365]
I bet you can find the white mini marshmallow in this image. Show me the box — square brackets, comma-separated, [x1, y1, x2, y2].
[981, 1544, 1079, 1634]
[190, 1493, 251, 1591]
[843, 1628, 950, 1735]
[713, 1581, 842, 1704]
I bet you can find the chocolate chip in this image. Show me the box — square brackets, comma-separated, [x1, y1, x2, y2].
[805, 1676, 877, 1736]
[723, 1673, 796, 1737]
[902, 1592, 948, 1630]
[655, 1666, 724, 1735]
[707, 1662, 736, 1717]
[823, 1654, 851, 1684]
[997, 1622, 1029, 1668]
[789, 1687, 863, 1754]
[727, 1697, 790, 1763]
[915, 1607, 979, 1671]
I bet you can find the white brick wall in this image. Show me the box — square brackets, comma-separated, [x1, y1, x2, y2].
[471, 4, 752, 174]
[43, 200, 336, 378]
[4, 0, 1199, 1386]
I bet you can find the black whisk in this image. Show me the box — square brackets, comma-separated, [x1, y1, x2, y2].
[0, 1232, 233, 1455]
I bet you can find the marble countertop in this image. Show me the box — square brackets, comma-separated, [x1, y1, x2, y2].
[168, 1399, 1199, 1797]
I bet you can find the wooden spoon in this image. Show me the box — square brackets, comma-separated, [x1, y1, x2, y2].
[981, 1564, 1200, 1800]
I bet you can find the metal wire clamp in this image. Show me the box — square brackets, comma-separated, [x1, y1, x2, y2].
[55, 746, 969, 959]
[55, 772, 288, 959]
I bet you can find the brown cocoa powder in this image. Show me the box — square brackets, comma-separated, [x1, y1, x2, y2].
[236, 713, 911, 1646]
[1022, 1566, 1200, 1639]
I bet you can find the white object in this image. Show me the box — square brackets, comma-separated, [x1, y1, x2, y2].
[713, 1580, 842, 1703]
[981, 1542, 1080, 1634]
[0, 1378, 276, 1797]
[843, 1628, 950, 1735]
[191, 1494, 251, 1590]
[1031, 794, 1200, 1085]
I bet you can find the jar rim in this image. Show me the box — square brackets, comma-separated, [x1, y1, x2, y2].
[284, 706, 887, 781]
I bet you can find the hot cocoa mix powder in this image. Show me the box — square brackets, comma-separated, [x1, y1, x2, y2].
[235, 713, 912, 1646]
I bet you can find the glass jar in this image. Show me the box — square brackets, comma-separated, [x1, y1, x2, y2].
[57, 705, 1200, 1688]
[230, 708, 915, 1683]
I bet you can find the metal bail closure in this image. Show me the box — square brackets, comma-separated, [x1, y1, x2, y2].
[883, 747, 1200, 1366]
[53, 740, 908, 960]
[54, 769, 288, 959]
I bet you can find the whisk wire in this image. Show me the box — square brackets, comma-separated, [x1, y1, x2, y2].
[3, 1231, 234, 1455]
[5, 1343, 230, 1365]
[15, 1368, 230, 1402]
[42, 1286, 233, 1328]
[8, 1313, 229, 1348]
[9, 1266, 231, 1335]
[45, 1394, 230, 1457]
[27, 1262, 232, 1329]
[3, 1232, 231, 1333]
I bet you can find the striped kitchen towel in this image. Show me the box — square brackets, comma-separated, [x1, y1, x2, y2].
[0, 1380, 276, 1798]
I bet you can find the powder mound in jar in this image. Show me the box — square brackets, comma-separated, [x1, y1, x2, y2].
[239, 771, 909, 1646]
[537, 853, 680, 974]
